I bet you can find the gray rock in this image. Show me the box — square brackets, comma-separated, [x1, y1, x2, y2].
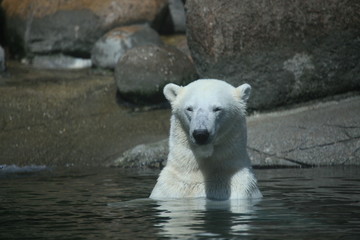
[115, 45, 197, 104]
[247, 95, 360, 167]
[111, 139, 168, 168]
[111, 95, 360, 168]
[0, 45, 5, 71]
[32, 54, 92, 69]
[2, 0, 168, 58]
[186, 0, 360, 110]
[91, 25, 163, 69]
[155, 0, 186, 34]
[168, 0, 186, 33]
[161, 35, 191, 59]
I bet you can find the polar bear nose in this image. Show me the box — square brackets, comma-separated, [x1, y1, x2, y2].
[192, 129, 210, 145]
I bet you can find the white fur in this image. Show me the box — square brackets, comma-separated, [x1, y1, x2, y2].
[150, 79, 262, 200]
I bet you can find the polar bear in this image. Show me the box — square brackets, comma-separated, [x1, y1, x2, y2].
[150, 79, 262, 200]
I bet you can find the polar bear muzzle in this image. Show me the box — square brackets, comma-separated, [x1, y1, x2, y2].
[192, 129, 210, 145]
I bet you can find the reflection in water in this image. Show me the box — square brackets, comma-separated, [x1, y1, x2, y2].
[154, 198, 260, 238]
[1, 167, 360, 239]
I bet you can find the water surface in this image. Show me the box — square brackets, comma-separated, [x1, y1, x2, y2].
[1, 166, 359, 239]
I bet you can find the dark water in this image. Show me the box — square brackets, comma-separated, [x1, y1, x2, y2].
[1, 166, 360, 240]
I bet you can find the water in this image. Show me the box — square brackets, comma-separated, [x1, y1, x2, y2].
[1, 166, 359, 239]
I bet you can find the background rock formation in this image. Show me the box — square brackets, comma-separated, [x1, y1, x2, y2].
[2, 0, 168, 58]
[91, 25, 163, 69]
[186, 0, 360, 110]
[115, 45, 197, 104]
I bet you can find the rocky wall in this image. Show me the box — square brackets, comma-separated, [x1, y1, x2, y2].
[186, 0, 360, 110]
[2, 0, 169, 58]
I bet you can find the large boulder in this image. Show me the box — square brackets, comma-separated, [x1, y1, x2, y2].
[115, 45, 197, 104]
[91, 25, 163, 69]
[186, 0, 360, 110]
[2, 0, 168, 58]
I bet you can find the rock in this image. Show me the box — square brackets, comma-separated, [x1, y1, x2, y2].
[247, 95, 360, 167]
[91, 25, 163, 69]
[161, 34, 192, 60]
[0, 45, 5, 71]
[186, 0, 360, 110]
[0, 61, 171, 167]
[110, 139, 168, 168]
[111, 95, 360, 168]
[154, 0, 186, 34]
[168, 0, 186, 33]
[32, 54, 92, 69]
[2, 0, 168, 58]
[115, 45, 197, 104]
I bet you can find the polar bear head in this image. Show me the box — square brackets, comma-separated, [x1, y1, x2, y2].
[164, 79, 251, 152]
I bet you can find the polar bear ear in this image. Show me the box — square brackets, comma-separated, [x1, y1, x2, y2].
[235, 83, 251, 102]
[163, 83, 182, 103]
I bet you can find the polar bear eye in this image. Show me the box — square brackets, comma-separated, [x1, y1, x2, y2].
[186, 106, 193, 112]
[213, 107, 222, 112]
